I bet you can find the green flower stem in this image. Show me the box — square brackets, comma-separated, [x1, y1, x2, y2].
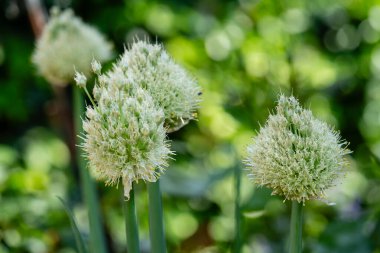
[73, 86, 107, 253]
[289, 201, 304, 253]
[123, 184, 140, 253]
[147, 180, 167, 253]
[233, 165, 242, 253]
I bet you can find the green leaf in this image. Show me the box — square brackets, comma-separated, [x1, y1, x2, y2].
[58, 197, 88, 253]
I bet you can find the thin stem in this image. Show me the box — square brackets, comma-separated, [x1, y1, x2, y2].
[289, 201, 304, 253]
[84, 87, 96, 108]
[233, 165, 242, 253]
[122, 184, 140, 253]
[73, 87, 108, 253]
[147, 180, 167, 253]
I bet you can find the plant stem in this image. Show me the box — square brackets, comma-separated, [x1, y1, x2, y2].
[233, 165, 242, 253]
[147, 180, 167, 253]
[123, 183, 140, 253]
[289, 201, 304, 253]
[73, 87, 108, 253]
[25, 0, 47, 37]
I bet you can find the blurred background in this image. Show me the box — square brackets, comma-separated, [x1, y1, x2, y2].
[1, 0, 380, 252]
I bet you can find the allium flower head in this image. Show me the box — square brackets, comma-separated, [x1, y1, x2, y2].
[32, 8, 112, 85]
[117, 40, 201, 132]
[245, 95, 351, 203]
[82, 65, 171, 198]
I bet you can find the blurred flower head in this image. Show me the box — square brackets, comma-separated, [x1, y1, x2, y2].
[32, 8, 112, 86]
[118, 40, 201, 132]
[81, 63, 171, 198]
[245, 95, 351, 203]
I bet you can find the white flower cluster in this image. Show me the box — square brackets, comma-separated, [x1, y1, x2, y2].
[32, 8, 112, 85]
[245, 95, 351, 203]
[81, 63, 171, 198]
[77, 41, 200, 198]
[118, 41, 201, 132]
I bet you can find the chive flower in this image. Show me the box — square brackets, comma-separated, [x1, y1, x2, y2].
[32, 8, 112, 86]
[79, 63, 171, 198]
[245, 95, 351, 203]
[117, 41, 201, 132]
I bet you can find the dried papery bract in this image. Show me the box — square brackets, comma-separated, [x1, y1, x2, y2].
[118, 41, 201, 132]
[78, 63, 171, 198]
[32, 8, 112, 86]
[245, 95, 351, 203]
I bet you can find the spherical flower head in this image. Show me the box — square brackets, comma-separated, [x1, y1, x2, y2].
[245, 95, 351, 203]
[82, 67, 171, 198]
[32, 8, 113, 86]
[118, 40, 201, 132]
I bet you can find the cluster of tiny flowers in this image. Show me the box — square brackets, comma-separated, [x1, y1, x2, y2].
[117, 41, 201, 132]
[245, 95, 351, 203]
[32, 8, 112, 85]
[76, 40, 200, 197]
[81, 62, 171, 198]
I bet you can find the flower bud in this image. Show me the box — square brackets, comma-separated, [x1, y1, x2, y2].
[74, 71, 87, 88]
[91, 59, 102, 74]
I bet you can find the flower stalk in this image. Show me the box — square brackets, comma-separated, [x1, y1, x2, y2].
[147, 180, 167, 253]
[73, 86, 107, 253]
[123, 184, 140, 253]
[233, 164, 242, 253]
[289, 201, 303, 253]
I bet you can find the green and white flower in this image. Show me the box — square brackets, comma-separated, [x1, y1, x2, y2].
[79, 63, 171, 198]
[245, 95, 351, 203]
[32, 8, 112, 85]
[118, 41, 201, 132]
